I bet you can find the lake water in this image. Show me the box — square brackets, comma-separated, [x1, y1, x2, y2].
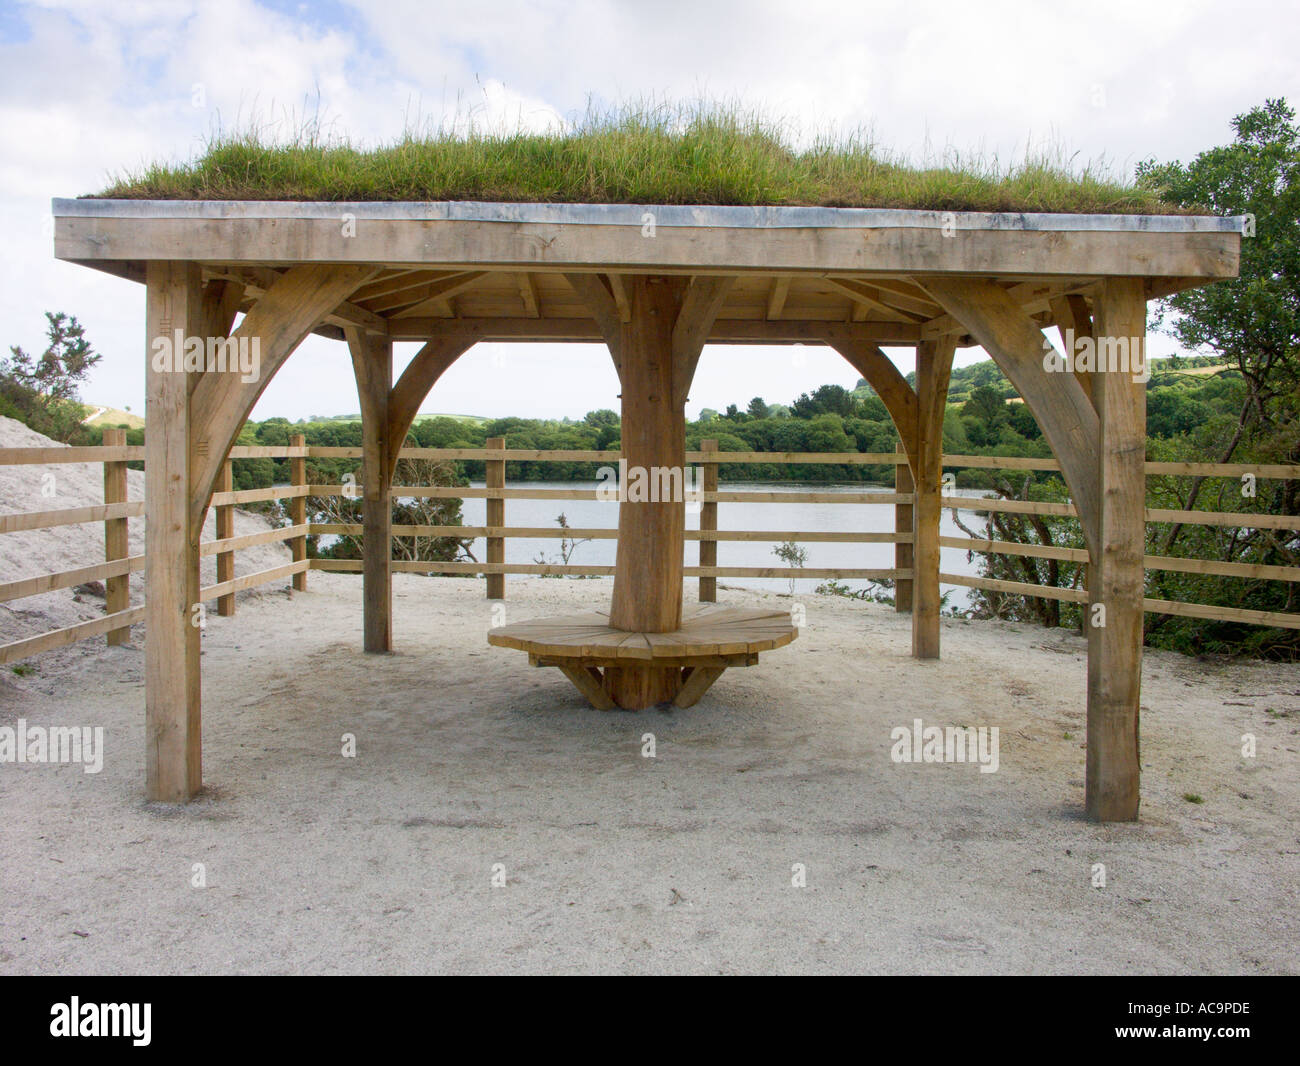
[452, 480, 993, 606]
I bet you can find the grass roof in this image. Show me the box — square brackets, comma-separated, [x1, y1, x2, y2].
[97, 103, 1185, 214]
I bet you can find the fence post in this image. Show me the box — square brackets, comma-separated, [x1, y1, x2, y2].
[894, 441, 914, 612]
[215, 457, 236, 617]
[486, 437, 505, 599]
[699, 438, 718, 602]
[102, 428, 130, 644]
[290, 432, 307, 591]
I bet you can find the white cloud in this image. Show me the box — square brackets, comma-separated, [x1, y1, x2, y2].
[0, 0, 1294, 420]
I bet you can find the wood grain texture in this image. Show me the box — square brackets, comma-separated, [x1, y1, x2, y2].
[215, 458, 235, 616]
[348, 327, 393, 653]
[1086, 278, 1146, 822]
[101, 428, 131, 643]
[485, 437, 505, 600]
[912, 336, 956, 659]
[290, 433, 307, 591]
[699, 439, 718, 603]
[144, 261, 203, 803]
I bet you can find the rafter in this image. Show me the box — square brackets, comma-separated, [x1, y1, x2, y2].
[765, 276, 790, 320]
[209, 264, 387, 334]
[607, 274, 632, 322]
[516, 272, 540, 318]
[822, 277, 926, 323]
[385, 272, 488, 317]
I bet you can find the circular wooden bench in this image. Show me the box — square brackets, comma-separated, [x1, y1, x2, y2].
[488, 605, 798, 709]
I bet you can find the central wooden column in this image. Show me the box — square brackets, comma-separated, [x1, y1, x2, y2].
[604, 276, 688, 708]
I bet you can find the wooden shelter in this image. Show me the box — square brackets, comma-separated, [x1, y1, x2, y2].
[52, 198, 1241, 820]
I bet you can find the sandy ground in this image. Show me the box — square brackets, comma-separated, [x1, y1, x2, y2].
[1, 572, 1298, 975]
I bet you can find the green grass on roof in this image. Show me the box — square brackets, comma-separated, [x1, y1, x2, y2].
[97, 102, 1184, 214]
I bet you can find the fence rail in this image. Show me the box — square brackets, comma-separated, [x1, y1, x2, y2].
[2, 438, 1298, 664]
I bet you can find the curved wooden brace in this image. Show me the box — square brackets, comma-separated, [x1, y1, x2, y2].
[564, 273, 625, 378]
[824, 338, 919, 472]
[385, 333, 478, 480]
[188, 263, 379, 530]
[672, 276, 735, 405]
[919, 277, 1101, 557]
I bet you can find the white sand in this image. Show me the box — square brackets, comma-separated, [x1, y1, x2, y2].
[1, 571, 1297, 975]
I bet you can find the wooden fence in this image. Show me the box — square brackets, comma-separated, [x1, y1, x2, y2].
[2, 436, 1298, 665]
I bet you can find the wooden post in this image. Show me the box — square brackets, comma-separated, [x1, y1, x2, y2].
[912, 337, 955, 659]
[348, 329, 392, 653]
[144, 260, 203, 802]
[699, 438, 718, 603]
[605, 276, 689, 708]
[1085, 279, 1146, 822]
[894, 440, 914, 613]
[289, 432, 307, 591]
[101, 428, 130, 644]
[485, 436, 506, 599]
[215, 458, 236, 617]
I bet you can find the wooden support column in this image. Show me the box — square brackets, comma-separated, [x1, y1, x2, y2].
[289, 433, 307, 591]
[698, 438, 718, 603]
[565, 273, 732, 709]
[145, 260, 203, 802]
[894, 441, 914, 613]
[348, 328, 392, 653]
[101, 428, 130, 644]
[1085, 279, 1147, 822]
[912, 337, 955, 659]
[485, 437, 506, 599]
[215, 458, 236, 617]
[605, 276, 689, 708]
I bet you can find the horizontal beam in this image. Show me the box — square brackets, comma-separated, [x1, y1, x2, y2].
[55, 202, 1241, 279]
[382, 317, 923, 344]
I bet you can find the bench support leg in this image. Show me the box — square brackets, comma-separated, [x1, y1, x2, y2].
[673, 666, 726, 708]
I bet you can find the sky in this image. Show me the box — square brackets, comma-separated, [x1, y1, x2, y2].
[0, 0, 1295, 423]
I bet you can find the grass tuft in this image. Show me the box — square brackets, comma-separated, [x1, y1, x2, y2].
[96, 101, 1181, 214]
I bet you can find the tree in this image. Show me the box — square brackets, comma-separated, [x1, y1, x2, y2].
[1137, 98, 1300, 624]
[791, 384, 855, 419]
[1, 312, 101, 442]
[1137, 98, 1300, 463]
[583, 408, 619, 428]
[307, 457, 474, 567]
[962, 384, 1009, 429]
[747, 396, 769, 418]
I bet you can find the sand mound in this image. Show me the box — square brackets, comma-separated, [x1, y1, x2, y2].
[0, 416, 291, 645]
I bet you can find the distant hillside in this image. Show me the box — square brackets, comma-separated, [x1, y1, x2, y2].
[81, 404, 145, 429]
[306, 412, 488, 426]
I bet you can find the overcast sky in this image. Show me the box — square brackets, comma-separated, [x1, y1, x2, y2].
[1, 0, 1295, 423]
